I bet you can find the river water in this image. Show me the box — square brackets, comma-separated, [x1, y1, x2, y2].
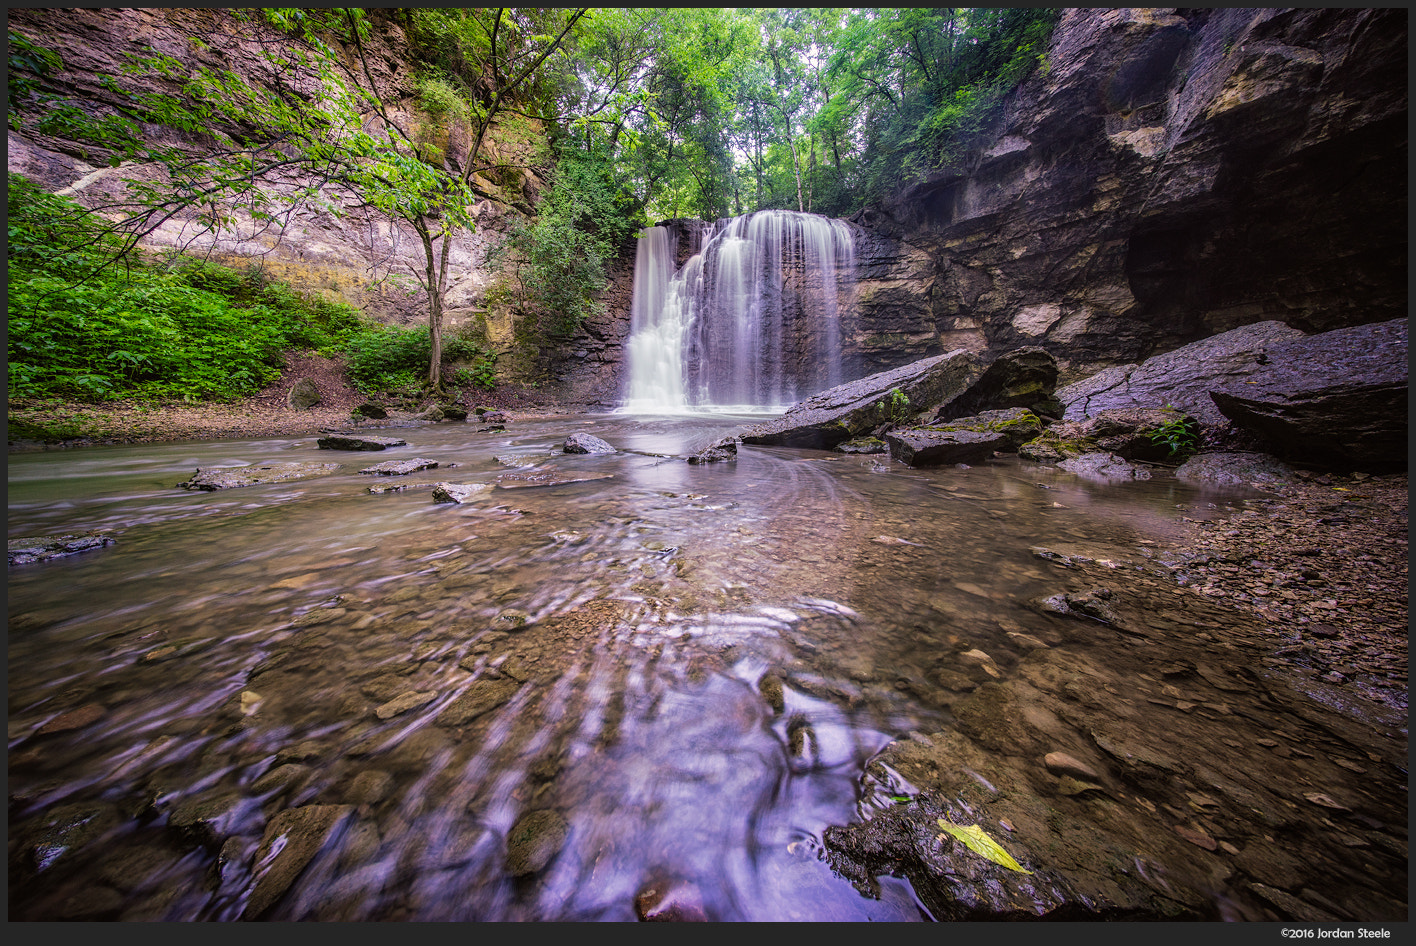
[4, 412, 1387, 921]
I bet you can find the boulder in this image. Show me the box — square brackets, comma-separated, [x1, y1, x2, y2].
[480, 411, 511, 426]
[1057, 321, 1306, 425]
[317, 434, 407, 451]
[687, 437, 738, 464]
[1207, 318, 1407, 471]
[739, 350, 982, 450]
[934, 347, 1062, 421]
[351, 402, 388, 420]
[177, 463, 340, 490]
[563, 432, 616, 455]
[886, 429, 1009, 467]
[923, 408, 1046, 452]
[1174, 452, 1294, 487]
[286, 378, 321, 411]
[439, 405, 469, 421]
[505, 809, 568, 878]
[1056, 453, 1153, 481]
[1058, 408, 1199, 462]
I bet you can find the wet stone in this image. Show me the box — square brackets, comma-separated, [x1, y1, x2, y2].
[358, 458, 439, 476]
[505, 809, 568, 877]
[317, 434, 407, 451]
[242, 804, 354, 919]
[177, 463, 341, 490]
[9, 531, 117, 566]
[375, 690, 437, 719]
[436, 677, 521, 727]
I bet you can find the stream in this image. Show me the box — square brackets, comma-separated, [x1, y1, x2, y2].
[7, 413, 1407, 921]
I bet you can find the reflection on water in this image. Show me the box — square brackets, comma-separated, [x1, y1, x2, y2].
[8, 413, 1240, 921]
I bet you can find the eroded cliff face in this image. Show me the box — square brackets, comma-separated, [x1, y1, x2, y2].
[848, 8, 1407, 383]
[6, 8, 557, 379]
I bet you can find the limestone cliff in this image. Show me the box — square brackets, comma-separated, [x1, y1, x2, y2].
[849, 8, 1407, 383]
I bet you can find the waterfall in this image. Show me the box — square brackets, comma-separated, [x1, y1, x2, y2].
[621, 210, 856, 413]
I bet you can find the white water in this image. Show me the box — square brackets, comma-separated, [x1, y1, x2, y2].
[621, 211, 856, 413]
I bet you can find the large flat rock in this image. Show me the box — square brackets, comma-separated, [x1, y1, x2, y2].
[317, 434, 408, 451]
[177, 463, 340, 490]
[886, 429, 1009, 467]
[1209, 318, 1407, 471]
[1057, 321, 1306, 425]
[740, 350, 982, 450]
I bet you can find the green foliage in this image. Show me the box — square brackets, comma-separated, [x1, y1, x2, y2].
[7, 176, 365, 403]
[1148, 409, 1202, 458]
[507, 141, 643, 333]
[877, 387, 911, 426]
[341, 323, 497, 396]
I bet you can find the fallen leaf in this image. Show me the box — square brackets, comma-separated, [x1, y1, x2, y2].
[937, 819, 1032, 874]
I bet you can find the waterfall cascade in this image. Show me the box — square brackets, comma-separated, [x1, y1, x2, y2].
[622, 210, 856, 413]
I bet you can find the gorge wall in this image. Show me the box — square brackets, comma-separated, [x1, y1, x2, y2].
[9, 8, 1407, 404]
[841, 7, 1407, 384]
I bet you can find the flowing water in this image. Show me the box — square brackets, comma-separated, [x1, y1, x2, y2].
[623, 210, 856, 413]
[7, 414, 1274, 921]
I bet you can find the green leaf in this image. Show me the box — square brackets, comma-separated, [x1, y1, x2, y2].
[937, 819, 1032, 874]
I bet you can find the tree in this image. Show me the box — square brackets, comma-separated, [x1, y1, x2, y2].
[7, 7, 587, 392]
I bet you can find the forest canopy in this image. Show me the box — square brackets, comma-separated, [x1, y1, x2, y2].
[393, 7, 1061, 223]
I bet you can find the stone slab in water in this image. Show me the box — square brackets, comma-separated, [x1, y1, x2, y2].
[886, 428, 1008, 467]
[177, 463, 340, 490]
[431, 482, 492, 504]
[358, 458, 439, 476]
[9, 531, 117, 566]
[496, 470, 616, 489]
[740, 350, 981, 450]
[317, 434, 408, 451]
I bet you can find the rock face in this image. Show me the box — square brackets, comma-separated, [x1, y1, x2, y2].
[1208, 318, 1407, 471]
[739, 350, 981, 450]
[848, 8, 1406, 380]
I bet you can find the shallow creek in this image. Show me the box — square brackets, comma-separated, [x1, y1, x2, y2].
[7, 413, 1406, 920]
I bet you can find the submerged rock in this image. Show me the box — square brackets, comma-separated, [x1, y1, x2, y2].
[242, 804, 353, 919]
[177, 463, 339, 490]
[505, 809, 568, 877]
[8, 531, 117, 566]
